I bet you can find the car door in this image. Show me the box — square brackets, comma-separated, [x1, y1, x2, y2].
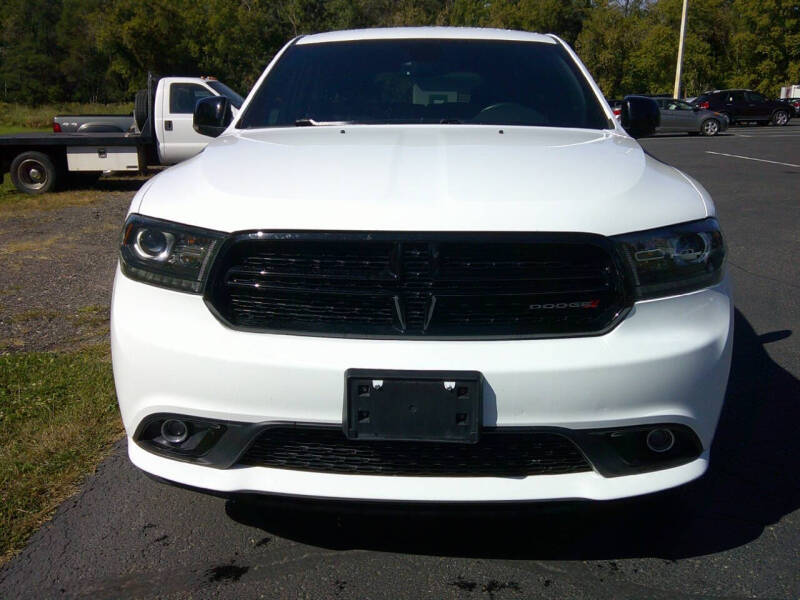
[673, 100, 699, 131]
[745, 91, 771, 120]
[723, 91, 748, 119]
[160, 82, 216, 164]
[659, 99, 694, 132]
[659, 100, 685, 132]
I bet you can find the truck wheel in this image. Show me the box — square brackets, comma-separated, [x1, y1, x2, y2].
[772, 110, 789, 126]
[10, 151, 57, 194]
[134, 89, 148, 131]
[701, 118, 720, 136]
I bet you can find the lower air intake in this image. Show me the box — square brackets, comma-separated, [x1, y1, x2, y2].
[237, 427, 592, 477]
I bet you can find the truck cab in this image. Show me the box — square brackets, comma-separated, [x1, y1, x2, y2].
[153, 77, 243, 164]
[0, 75, 243, 194]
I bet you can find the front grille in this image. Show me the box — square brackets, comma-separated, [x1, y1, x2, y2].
[205, 232, 628, 338]
[237, 427, 592, 477]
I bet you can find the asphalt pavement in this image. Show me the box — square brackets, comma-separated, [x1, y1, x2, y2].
[1, 123, 798, 600]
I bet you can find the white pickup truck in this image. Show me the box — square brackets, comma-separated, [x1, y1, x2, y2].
[0, 75, 242, 194]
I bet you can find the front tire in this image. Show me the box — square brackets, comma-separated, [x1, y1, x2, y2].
[9, 151, 58, 195]
[772, 110, 789, 126]
[701, 118, 720, 136]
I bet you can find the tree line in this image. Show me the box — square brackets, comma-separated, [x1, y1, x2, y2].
[1, 0, 798, 105]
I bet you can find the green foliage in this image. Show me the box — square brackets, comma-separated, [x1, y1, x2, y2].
[0, 102, 132, 129]
[0, 0, 64, 103]
[729, 0, 800, 94]
[0, 0, 797, 104]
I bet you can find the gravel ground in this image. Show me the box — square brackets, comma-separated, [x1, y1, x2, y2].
[0, 184, 136, 354]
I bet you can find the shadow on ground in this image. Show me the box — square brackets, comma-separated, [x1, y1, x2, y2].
[226, 309, 799, 560]
[79, 175, 150, 193]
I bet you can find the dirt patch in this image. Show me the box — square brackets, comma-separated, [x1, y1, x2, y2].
[0, 185, 138, 353]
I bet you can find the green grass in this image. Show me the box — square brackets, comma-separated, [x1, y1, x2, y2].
[0, 172, 111, 214]
[0, 102, 133, 129]
[0, 174, 14, 201]
[0, 346, 121, 561]
[0, 169, 147, 215]
[0, 126, 50, 135]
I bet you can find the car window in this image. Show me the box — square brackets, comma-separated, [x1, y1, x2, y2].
[676, 101, 694, 110]
[169, 83, 215, 114]
[745, 91, 766, 103]
[727, 91, 746, 103]
[238, 39, 610, 129]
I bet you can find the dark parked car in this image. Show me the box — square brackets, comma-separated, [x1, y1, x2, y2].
[652, 98, 728, 136]
[778, 97, 800, 117]
[692, 89, 791, 126]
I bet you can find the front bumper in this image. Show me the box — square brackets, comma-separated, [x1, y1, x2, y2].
[112, 266, 733, 502]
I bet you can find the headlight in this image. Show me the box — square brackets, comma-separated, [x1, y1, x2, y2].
[613, 218, 725, 300]
[119, 214, 226, 293]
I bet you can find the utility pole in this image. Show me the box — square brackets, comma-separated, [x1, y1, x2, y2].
[673, 0, 689, 98]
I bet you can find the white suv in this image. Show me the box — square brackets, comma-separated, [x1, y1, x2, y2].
[111, 28, 732, 503]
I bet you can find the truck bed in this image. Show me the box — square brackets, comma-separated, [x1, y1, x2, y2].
[0, 132, 146, 147]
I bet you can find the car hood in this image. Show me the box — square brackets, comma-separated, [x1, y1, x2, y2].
[137, 125, 711, 236]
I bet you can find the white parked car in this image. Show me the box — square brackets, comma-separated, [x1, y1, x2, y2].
[111, 28, 732, 504]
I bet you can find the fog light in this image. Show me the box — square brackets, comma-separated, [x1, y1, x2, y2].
[161, 419, 189, 444]
[646, 428, 675, 453]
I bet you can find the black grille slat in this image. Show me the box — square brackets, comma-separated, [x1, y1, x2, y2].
[229, 294, 395, 327]
[238, 427, 591, 477]
[206, 233, 628, 338]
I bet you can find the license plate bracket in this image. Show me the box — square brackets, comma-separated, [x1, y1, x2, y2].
[344, 369, 483, 443]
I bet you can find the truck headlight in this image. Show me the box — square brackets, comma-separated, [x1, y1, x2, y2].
[119, 214, 226, 293]
[613, 217, 725, 300]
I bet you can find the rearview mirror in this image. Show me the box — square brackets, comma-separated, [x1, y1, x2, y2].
[620, 95, 660, 139]
[193, 96, 233, 137]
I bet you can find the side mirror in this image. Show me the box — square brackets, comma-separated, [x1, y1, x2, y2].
[620, 95, 660, 139]
[193, 96, 233, 137]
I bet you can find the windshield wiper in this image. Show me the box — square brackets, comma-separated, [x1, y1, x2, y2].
[294, 118, 355, 127]
[439, 118, 463, 124]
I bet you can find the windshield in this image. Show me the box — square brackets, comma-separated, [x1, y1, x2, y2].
[238, 39, 610, 129]
[208, 81, 244, 109]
